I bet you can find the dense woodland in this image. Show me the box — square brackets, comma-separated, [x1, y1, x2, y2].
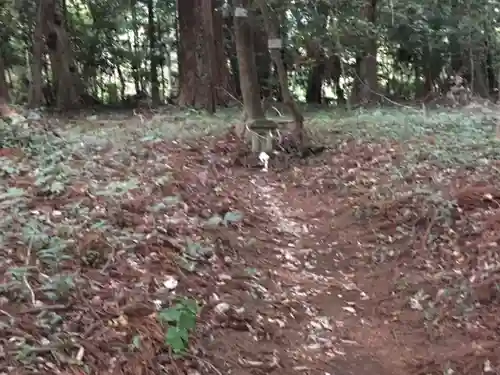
[3, 2, 500, 375]
[0, 0, 499, 112]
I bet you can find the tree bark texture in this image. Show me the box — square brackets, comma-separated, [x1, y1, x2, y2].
[255, 0, 304, 142]
[177, 0, 235, 110]
[28, 0, 44, 107]
[232, 0, 265, 121]
[350, 0, 378, 105]
[0, 54, 10, 103]
[41, 0, 83, 109]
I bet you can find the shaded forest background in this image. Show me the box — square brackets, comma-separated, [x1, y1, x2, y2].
[0, 0, 499, 111]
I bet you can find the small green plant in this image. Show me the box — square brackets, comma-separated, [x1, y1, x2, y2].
[129, 335, 142, 351]
[22, 220, 72, 271]
[157, 297, 200, 356]
[34, 163, 73, 196]
[0, 157, 21, 177]
[95, 178, 140, 196]
[206, 210, 243, 227]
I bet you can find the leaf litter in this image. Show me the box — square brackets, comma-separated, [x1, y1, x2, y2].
[0, 107, 499, 375]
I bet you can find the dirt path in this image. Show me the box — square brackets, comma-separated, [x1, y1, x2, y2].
[202, 170, 406, 375]
[202, 132, 500, 375]
[4, 130, 498, 375]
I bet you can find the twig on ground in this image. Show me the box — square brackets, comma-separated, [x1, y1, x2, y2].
[186, 354, 224, 375]
[20, 304, 68, 314]
[23, 237, 36, 305]
[421, 209, 438, 252]
[0, 309, 14, 321]
[100, 244, 116, 274]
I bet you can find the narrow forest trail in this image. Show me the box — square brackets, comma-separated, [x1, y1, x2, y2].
[200, 163, 414, 375]
[5, 123, 498, 375]
[203, 125, 500, 375]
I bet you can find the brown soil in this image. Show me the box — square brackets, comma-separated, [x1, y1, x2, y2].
[1, 130, 499, 375]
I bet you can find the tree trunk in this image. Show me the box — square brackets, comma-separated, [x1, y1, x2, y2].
[28, 0, 44, 108]
[305, 41, 326, 104]
[306, 64, 324, 104]
[233, 0, 264, 121]
[421, 44, 436, 98]
[129, 5, 141, 95]
[349, 57, 361, 104]
[116, 66, 125, 100]
[255, 0, 304, 143]
[351, 0, 378, 105]
[302, 4, 329, 105]
[177, 0, 235, 110]
[223, 11, 241, 97]
[165, 46, 173, 97]
[157, 12, 165, 101]
[485, 43, 497, 97]
[0, 55, 9, 103]
[330, 55, 345, 105]
[202, 0, 216, 113]
[42, 0, 82, 109]
[147, 0, 160, 105]
[471, 58, 489, 98]
[253, 24, 272, 98]
[213, 1, 236, 102]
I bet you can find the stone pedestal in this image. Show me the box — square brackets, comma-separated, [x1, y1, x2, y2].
[248, 118, 277, 153]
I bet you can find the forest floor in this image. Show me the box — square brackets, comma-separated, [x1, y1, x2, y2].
[0, 106, 500, 375]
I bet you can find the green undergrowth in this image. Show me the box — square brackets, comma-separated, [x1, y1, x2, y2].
[0, 110, 241, 366]
[62, 108, 238, 146]
[309, 107, 500, 166]
[306, 108, 500, 327]
[1, 106, 499, 361]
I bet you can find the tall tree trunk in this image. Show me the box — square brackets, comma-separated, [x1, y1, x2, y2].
[305, 40, 326, 104]
[330, 55, 345, 104]
[471, 57, 489, 97]
[223, 9, 241, 98]
[233, 0, 278, 153]
[213, 0, 236, 104]
[42, 0, 82, 109]
[349, 57, 361, 104]
[302, 3, 329, 105]
[485, 43, 497, 97]
[165, 47, 173, 97]
[147, 0, 160, 104]
[421, 44, 435, 97]
[28, 0, 44, 108]
[157, 12, 165, 101]
[177, 0, 235, 110]
[255, 0, 304, 143]
[466, 41, 490, 98]
[351, 0, 378, 105]
[253, 24, 272, 98]
[202, 0, 216, 113]
[130, 4, 141, 94]
[306, 64, 324, 104]
[0, 54, 9, 103]
[233, 0, 264, 121]
[117, 66, 126, 100]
